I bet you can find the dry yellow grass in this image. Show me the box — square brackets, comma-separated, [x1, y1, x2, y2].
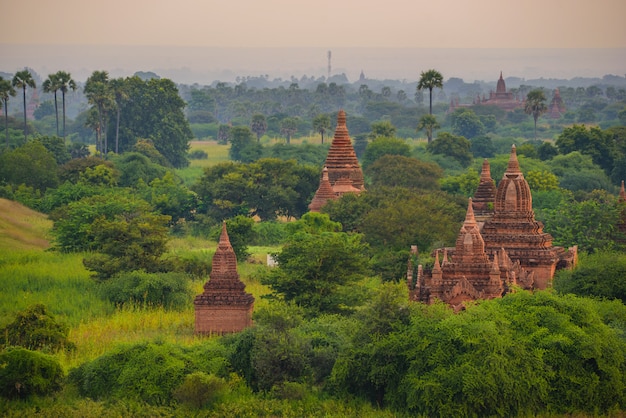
[0, 198, 52, 251]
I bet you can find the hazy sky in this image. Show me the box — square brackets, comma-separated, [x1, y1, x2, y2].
[3, 0, 626, 48]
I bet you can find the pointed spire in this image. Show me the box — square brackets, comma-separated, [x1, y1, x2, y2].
[491, 252, 500, 274]
[432, 250, 441, 273]
[218, 221, 231, 247]
[309, 167, 337, 212]
[464, 198, 477, 227]
[505, 144, 522, 175]
[619, 180, 626, 203]
[480, 159, 491, 181]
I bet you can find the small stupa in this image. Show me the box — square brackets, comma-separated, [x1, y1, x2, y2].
[194, 222, 254, 334]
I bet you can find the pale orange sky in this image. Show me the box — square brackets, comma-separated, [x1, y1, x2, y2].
[3, 0, 626, 48]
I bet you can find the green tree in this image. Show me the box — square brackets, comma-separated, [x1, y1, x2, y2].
[109, 77, 128, 153]
[280, 117, 298, 144]
[428, 132, 473, 167]
[217, 124, 231, 145]
[0, 304, 74, 352]
[369, 120, 396, 139]
[229, 125, 262, 162]
[12, 69, 37, 143]
[250, 113, 267, 142]
[524, 89, 548, 140]
[84, 70, 113, 156]
[555, 124, 615, 176]
[54, 71, 77, 139]
[262, 232, 370, 315]
[362, 136, 411, 169]
[312, 113, 331, 144]
[365, 155, 443, 190]
[42, 73, 60, 136]
[451, 108, 484, 139]
[416, 114, 440, 143]
[0, 76, 17, 148]
[0, 347, 64, 399]
[0, 141, 59, 192]
[417, 69, 444, 115]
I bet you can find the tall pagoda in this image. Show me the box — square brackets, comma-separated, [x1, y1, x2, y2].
[194, 222, 254, 334]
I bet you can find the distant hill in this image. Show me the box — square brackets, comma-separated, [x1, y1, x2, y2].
[0, 199, 51, 251]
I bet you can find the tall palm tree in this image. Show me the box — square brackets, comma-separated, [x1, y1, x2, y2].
[109, 77, 128, 153]
[250, 113, 267, 143]
[84, 71, 112, 156]
[524, 89, 548, 140]
[0, 77, 17, 148]
[417, 69, 444, 115]
[56, 71, 77, 139]
[12, 69, 36, 142]
[43, 73, 61, 136]
[417, 114, 440, 143]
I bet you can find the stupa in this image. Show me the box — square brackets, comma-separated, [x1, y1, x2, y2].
[194, 222, 254, 334]
[309, 110, 364, 212]
[548, 88, 566, 119]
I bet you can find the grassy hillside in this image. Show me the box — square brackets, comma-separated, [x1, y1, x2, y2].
[0, 198, 52, 251]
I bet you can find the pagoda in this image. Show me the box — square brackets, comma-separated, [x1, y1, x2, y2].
[194, 222, 254, 334]
[472, 159, 497, 227]
[480, 145, 576, 289]
[309, 110, 364, 212]
[548, 88, 566, 118]
[477, 72, 522, 111]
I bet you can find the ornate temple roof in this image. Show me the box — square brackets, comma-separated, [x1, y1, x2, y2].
[496, 71, 507, 95]
[309, 167, 338, 212]
[324, 110, 364, 190]
[472, 159, 496, 221]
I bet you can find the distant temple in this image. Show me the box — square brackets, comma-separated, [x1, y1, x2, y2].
[408, 145, 577, 309]
[194, 222, 254, 334]
[309, 110, 365, 212]
[548, 88, 566, 119]
[448, 72, 522, 113]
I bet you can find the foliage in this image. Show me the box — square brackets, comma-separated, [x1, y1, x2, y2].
[263, 142, 328, 166]
[524, 89, 548, 139]
[1, 304, 74, 351]
[428, 132, 472, 167]
[137, 171, 198, 224]
[172, 371, 228, 408]
[194, 158, 319, 221]
[229, 125, 262, 162]
[69, 341, 231, 405]
[416, 114, 440, 143]
[98, 271, 192, 310]
[0, 347, 64, 399]
[210, 215, 255, 260]
[261, 232, 370, 315]
[417, 69, 444, 114]
[362, 136, 411, 169]
[451, 108, 484, 139]
[0, 141, 59, 191]
[525, 170, 559, 192]
[111, 152, 169, 187]
[188, 149, 208, 159]
[285, 212, 342, 235]
[33, 135, 71, 165]
[58, 156, 113, 183]
[469, 135, 496, 158]
[554, 251, 626, 303]
[369, 120, 396, 139]
[365, 155, 443, 190]
[132, 138, 171, 167]
[556, 124, 615, 175]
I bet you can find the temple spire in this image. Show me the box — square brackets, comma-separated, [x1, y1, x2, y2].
[619, 180, 626, 203]
[506, 144, 522, 175]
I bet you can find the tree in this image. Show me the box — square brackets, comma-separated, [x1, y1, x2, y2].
[369, 120, 396, 139]
[42, 73, 60, 136]
[451, 109, 484, 139]
[217, 124, 231, 145]
[416, 114, 440, 143]
[84, 71, 113, 156]
[417, 69, 443, 115]
[229, 126, 262, 162]
[279, 117, 298, 144]
[362, 136, 411, 169]
[428, 132, 473, 167]
[54, 71, 76, 139]
[312, 113, 331, 144]
[0, 141, 59, 191]
[555, 125, 615, 176]
[524, 89, 547, 140]
[365, 155, 443, 190]
[109, 77, 128, 153]
[261, 231, 370, 315]
[0, 347, 64, 399]
[0, 304, 73, 351]
[12, 69, 36, 143]
[0, 76, 16, 148]
[250, 113, 267, 142]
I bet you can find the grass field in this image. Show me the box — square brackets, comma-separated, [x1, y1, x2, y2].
[0, 198, 277, 371]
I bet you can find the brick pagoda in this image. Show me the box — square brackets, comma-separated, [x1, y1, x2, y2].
[309, 110, 364, 212]
[194, 222, 254, 334]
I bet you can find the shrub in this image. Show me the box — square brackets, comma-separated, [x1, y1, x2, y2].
[1, 304, 74, 352]
[188, 149, 208, 160]
[98, 271, 192, 310]
[0, 347, 64, 399]
[172, 372, 228, 408]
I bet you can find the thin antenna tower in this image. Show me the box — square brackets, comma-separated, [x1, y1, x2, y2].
[327, 50, 332, 80]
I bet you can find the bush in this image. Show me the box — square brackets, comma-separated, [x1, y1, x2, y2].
[172, 372, 228, 408]
[188, 149, 208, 160]
[98, 271, 192, 310]
[1, 304, 74, 352]
[0, 347, 64, 399]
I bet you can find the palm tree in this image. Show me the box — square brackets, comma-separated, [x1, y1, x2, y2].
[109, 77, 128, 153]
[56, 71, 77, 139]
[84, 71, 113, 156]
[250, 113, 267, 143]
[12, 69, 36, 142]
[0, 77, 17, 148]
[312, 113, 331, 144]
[417, 114, 440, 143]
[524, 89, 548, 140]
[43, 73, 61, 136]
[417, 69, 444, 115]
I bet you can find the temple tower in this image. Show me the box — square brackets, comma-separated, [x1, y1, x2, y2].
[324, 110, 364, 190]
[194, 222, 254, 334]
[480, 145, 565, 288]
[309, 167, 338, 212]
[472, 159, 497, 227]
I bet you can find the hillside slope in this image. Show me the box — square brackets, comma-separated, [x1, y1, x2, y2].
[0, 198, 52, 251]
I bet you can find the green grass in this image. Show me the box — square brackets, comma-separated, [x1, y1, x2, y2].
[0, 198, 52, 251]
